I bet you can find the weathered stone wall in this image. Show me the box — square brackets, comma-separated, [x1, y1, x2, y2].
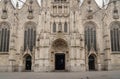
[0, 55, 9, 72]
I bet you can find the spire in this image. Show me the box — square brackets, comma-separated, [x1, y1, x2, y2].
[102, 0, 105, 8]
[12, 1, 19, 36]
[112, 0, 119, 19]
[16, 1, 19, 8]
[1, 0, 8, 19]
[77, 0, 81, 7]
[27, 0, 34, 19]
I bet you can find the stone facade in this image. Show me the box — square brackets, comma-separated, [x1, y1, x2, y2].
[0, 0, 120, 72]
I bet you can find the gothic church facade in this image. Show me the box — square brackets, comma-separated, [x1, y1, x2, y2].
[0, 0, 120, 72]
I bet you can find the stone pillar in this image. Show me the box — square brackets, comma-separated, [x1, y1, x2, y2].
[97, 52, 101, 71]
[102, 19, 111, 70]
[104, 34, 111, 70]
[34, 34, 40, 72]
[80, 34, 86, 71]
[32, 48, 35, 72]
[8, 48, 16, 72]
[8, 49, 16, 72]
[85, 51, 89, 71]
[8, 34, 17, 72]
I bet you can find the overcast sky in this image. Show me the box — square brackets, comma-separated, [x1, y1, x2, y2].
[0, 0, 110, 8]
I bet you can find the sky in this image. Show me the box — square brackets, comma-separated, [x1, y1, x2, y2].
[0, 0, 110, 8]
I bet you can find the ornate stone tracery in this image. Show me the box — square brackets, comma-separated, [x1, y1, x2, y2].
[24, 21, 36, 30]
[0, 22, 10, 29]
[52, 39, 68, 51]
[24, 21, 36, 52]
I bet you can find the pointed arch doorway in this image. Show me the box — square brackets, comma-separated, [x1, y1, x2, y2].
[88, 55, 96, 70]
[25, 55, 32, 70]
[51, 38, 69, 71]
[55, 53, 65, 70]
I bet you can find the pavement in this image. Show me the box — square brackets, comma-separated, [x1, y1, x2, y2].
[0, 71, 120, 79]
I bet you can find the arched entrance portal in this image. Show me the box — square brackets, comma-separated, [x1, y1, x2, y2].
[51, 38, 68, 70]
[25, 55, 32, 70]
[55, 53, 65, 70]
[88, 55, 96, 70]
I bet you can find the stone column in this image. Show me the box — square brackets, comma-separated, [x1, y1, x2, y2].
[97, 50, 101, 71]
[8, 38, 16, 72]
[80, 34, 86, 71]
[104, 35, 111, 70]
[85, 49, 89, 71]
[103, 28, 111, 70]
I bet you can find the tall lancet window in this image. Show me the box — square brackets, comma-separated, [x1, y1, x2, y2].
[0, 22, 10, 52]
[64, 22, 67, 33]
[58, 6, 62, 13]
[53, 6, 57, 14]
[58, 22, 62, 32]
[85, 23, 97, 51]
[53, 22, 56, 33]
[110, 22, 120, 52]
[24, 22, 36, 52]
